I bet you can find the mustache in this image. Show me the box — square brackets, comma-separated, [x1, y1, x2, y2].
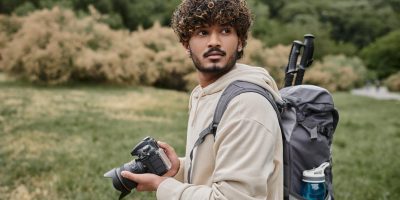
[203, 47, 226, 58]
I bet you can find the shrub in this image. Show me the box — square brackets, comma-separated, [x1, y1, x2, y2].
[384, 72, 400, 92]
[0, 7, 195, 88]
[0, 6, 293, 90]
[0, 15, 23, 71]
[0, 7, 162, 85]
[241, 38, 290, 88]
[0, 31, 6, 70]
[304, 55, 367, 91]
[0, 7, 368, 92]
[133, 23, 194, 90]
[1, 8, 95, 84]
[262, 45, 290, 88]
[361, 30, 400, 79]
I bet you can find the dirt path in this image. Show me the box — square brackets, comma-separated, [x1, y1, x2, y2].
[351, 86, 400, 101]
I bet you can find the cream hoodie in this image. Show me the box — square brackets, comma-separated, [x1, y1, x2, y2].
[157, 63, 283, 200]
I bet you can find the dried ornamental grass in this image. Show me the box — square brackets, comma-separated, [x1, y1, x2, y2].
[241, 37, 290, 87]
[384, 72, 400, 92]
[304, 55, 366, 91]
[1, 7, 88, 84]
[0, 7, 194, 88]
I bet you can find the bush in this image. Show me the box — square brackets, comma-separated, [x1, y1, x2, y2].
[1, 7, 104, 84]
[241, 37, 290, 88]
[0, 7, 369, 91]
[0, 7, 183, 86]
[0, 14, 23, 71]
[384, 72, 400, 92]
[304, 55, 367, 91]
[1, 7, 291, 90]
[361, 30, 400, 79]
[133, 23, 194, 90]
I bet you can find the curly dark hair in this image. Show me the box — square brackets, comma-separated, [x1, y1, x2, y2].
[171, 0, 253, 59]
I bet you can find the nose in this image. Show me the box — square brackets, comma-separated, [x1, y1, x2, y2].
[207, 31, 221, 48]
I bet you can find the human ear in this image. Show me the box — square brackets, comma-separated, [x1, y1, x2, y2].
[238, 40, 243, 52]
[183, 43, 192, 57]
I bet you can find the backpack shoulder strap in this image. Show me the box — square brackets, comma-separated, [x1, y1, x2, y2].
[187, 80, 281, 183]
[213, 80, 281, 128]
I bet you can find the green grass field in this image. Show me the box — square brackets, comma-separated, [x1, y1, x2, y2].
[0, 79, 399, 200]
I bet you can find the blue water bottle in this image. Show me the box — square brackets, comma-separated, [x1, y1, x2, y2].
[301, 162, 330, 200]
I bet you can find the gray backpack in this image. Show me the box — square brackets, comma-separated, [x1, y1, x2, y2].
[189, 80, 339, 200]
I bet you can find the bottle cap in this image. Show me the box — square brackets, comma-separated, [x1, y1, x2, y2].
[302, 162, 330, 183]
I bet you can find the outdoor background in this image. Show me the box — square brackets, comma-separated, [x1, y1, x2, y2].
[0, 0, 399, 199]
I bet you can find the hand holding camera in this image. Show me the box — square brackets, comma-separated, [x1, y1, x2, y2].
[104, 137, 178, 199]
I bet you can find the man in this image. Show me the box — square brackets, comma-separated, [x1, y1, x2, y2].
[121, 0, 283, 199]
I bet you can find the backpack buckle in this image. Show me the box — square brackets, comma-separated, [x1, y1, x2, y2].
[211, 123, 218, 132]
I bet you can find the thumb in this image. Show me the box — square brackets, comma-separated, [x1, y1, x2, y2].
[121, 171, 140, 182]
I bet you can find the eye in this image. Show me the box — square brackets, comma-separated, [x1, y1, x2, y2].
[221, 27, 232, 34]
[196, 30, 208, 36]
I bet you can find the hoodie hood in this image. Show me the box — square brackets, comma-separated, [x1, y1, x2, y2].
[193, 63, 282, 101]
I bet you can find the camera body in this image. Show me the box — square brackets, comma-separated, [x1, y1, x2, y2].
[131, 137, 172, 175]
[104, 137, 171, 199]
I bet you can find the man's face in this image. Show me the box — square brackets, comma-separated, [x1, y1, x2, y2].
[186, 24, 242, 74]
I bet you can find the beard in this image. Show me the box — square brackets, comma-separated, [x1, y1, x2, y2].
[190, 48, 238, 76]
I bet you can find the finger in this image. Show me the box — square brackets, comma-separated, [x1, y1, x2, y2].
[158, 141, 178, 160]
[121, 171, 139, 182]
[157, 141, 179, 163]
[158, 141, 175, 153]
[157, 141, 180, 177]
[136, 184, 147, 192]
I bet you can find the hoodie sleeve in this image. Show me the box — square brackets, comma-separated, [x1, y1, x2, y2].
[172, 157, 185, 182]
[156, 92, 282, 200]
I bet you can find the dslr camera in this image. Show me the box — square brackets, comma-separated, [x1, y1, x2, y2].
[104, 137, 172, 199]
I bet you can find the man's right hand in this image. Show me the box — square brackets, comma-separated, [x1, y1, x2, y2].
[157, 141, 180, 177]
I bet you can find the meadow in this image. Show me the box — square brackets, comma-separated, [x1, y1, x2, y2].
[0, 76, 399, 200]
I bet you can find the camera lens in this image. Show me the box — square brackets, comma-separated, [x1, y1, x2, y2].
[104, 161, 145, 199]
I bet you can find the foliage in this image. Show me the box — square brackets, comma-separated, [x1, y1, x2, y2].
[0, 14, 22, 43]
[0, 7, 298, 90]
[241, 38, 289, 87]
[0, 6, 368, 91]
[249, 0, 399, 58]
[384, 72, 400, 92]
[0, 7, 194, 88]
[251, 16, 357, 59]
[361, 30, 400, 80]
[135, 23, 193, 90]
[304, 55, 367, 91]
[320, 0, 400, 49]
[0, 0, 180, 30]
[0, 7, 118, 84]
[276, 0, 400, 49]
[0, 15, 23, 70]
[1, 0, 399, 59]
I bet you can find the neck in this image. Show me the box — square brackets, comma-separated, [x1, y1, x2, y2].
[197, 72, 223, 88]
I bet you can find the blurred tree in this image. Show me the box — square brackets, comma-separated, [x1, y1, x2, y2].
[72, 0, 180, 30]
[0, 0, 28, 14]
[248, 0, 270, 39]
[361, 30, 400, 79]
[38, 0, 72, 9]
[321, 0, 400, 49]
[13, 1, 36, 15]
[257, 0, 286, 18]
